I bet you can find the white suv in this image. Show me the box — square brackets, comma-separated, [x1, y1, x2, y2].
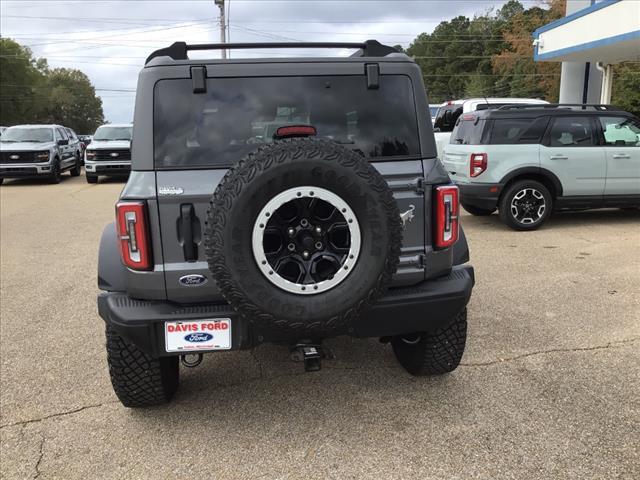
[443, 104, 640, 230]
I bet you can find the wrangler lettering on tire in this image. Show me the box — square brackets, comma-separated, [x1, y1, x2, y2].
[204, 138, 402, 337]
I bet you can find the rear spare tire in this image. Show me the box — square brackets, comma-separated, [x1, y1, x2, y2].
[204, 138, 402, 337]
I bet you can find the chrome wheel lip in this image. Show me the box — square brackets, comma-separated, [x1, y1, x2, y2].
[510, 188, 546, 225]
[252, 186, 361, 295]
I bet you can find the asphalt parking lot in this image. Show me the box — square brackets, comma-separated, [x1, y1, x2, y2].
[1, 173, 638, 480]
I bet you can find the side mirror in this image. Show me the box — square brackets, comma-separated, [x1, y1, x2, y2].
[58, 139, 69, 146]
[443, 110, 453, 125]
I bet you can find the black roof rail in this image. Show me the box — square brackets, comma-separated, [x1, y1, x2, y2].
[145, 40, 398, 65]
[497, 103, 621, 111]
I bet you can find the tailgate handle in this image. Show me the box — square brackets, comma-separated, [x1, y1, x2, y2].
[179, 203, 198, 262]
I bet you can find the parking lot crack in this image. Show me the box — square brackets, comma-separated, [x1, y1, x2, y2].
[32, 434, 45, 479]
[461, 337, 640, 367]
[0, 400, 119, 430]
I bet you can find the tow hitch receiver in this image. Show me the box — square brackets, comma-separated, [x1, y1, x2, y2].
[290, 343, 334, 372]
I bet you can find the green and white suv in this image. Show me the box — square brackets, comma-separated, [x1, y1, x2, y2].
[443, 104, 640, 230]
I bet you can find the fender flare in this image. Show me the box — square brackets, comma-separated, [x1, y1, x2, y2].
[499, 167, 563, 197]
[452, 225, 470, 266]
[98, 222, 126, 292]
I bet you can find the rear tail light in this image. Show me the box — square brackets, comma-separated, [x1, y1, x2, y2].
[116, 201, 152, 270]
[470, 153, 487, 177]
[434, 185, 459, 249]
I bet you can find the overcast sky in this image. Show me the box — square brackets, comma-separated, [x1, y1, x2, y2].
[0, 0, 541, 126]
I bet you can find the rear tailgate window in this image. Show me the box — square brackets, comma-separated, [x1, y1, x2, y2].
[450, 117, 486, 145]
[153, 75, 420, 168]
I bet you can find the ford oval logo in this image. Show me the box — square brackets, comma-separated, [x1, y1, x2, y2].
[9, 154, 19, 160]
[179, 274, 207, 287]
[184, 333, 213, 343]
[110, 152, 119, 157]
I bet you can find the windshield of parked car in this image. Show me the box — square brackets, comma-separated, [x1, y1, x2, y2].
[93, 126, 132, 141]
[1, 127, 53, 143]
[153, 75, 421, 168]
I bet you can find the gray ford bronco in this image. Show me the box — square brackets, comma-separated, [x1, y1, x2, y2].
[97, 41, 475, 407]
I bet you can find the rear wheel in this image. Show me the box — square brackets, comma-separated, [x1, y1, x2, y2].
[86, 174, 98, 184]
[462, 203, 495, 216]
[499, 179, 552, 231]
[391, 308, 467, 376]
[70, 154, 81, 177]
[106, 326, 179, 408]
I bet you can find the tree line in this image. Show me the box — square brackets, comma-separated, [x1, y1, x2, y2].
[1, 38, 105, 134]
[403, 0, 639, 115]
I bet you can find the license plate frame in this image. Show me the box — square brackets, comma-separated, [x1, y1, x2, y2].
[164, 319, 232, 353]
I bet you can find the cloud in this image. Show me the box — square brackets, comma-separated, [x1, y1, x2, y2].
[1, 0, 527, 124]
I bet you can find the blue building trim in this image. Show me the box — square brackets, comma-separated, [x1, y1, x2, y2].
[533, 0, 622, 36]
[534, 30, 640, 61]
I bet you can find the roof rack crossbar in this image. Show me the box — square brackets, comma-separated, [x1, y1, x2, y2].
[497, 103, 619, 111]
[145, 40, 398, 65]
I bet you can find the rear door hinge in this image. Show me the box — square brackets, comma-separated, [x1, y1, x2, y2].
[414, 177, 425, 194]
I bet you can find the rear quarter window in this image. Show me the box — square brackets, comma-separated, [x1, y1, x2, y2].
[153, 75, 421, 169]
[489, 117, 549, 145]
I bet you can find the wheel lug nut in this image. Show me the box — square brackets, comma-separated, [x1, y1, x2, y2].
[300, 218, 309, 228]
[287, 227, 295, 237]
[315, 242, 323, 250]
[287, 243, 296, 251]
[302, 251, 310, 259]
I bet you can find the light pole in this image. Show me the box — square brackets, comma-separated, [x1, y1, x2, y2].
[214, 0, 226, 59]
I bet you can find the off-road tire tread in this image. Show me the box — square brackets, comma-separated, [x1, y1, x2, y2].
[105, 326, 179, 407]
[86, 174, 98, 184]
[204, 138, 402, 334]
[392, 308, 467, 376]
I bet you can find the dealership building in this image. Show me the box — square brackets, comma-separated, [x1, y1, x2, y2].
[533, 0, 640, 104]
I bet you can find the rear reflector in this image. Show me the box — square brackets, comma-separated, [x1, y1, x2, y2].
[434, 185, 459, 249]
[274, 125, 317, 139]
[470, 153, 487, 178]
[116, 201, 152, 270]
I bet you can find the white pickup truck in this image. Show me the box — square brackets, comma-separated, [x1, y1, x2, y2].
[433, 98, 549, 159]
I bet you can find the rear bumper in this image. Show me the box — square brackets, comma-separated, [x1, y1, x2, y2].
[98, 265, 474, 357]
[85, 160, 131, 176]
[459, 182, 503, 211]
